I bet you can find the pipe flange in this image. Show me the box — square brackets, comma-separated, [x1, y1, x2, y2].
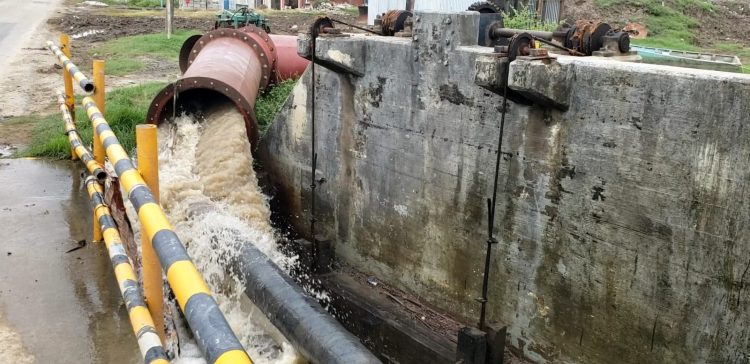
[147, 78, 261, 149]
[187, 25, 276, 89]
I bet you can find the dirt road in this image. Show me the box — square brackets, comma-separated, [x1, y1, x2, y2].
[0, 0, 65, 121]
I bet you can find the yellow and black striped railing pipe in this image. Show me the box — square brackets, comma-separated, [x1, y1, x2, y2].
[81, 96, 252, 364]
[46, 40, 94, 93]
[57, 93, 106, 182]
[84, 175, 169, 364]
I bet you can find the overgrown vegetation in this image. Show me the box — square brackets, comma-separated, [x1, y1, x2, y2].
[19, 80, 297, 158]
[256, 80, 296, 132]
[502, 6, 560, 32]
[20, 83, 167, 159]
[90, 30, 199, 76]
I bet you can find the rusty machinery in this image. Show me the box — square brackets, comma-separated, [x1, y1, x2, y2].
[480, 19, 633, 57]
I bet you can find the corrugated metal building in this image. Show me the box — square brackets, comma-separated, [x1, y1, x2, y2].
[366, 0, 561, 25]
[367, 0, 478, 25]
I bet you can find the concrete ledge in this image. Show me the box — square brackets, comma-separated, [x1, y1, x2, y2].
[508, 58, 572, 111]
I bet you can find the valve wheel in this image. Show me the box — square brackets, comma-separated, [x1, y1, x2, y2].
[508, 32, 534, 61]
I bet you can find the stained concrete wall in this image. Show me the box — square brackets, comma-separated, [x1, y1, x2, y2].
[259, 11, 750, 363]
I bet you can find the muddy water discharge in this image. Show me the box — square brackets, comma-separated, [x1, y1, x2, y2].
[158, 107, 301, 363]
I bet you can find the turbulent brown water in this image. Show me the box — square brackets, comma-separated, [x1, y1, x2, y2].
[157, 106, 302, 364]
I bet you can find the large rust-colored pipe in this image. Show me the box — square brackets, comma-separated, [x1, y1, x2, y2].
[146, 26, 309, 149]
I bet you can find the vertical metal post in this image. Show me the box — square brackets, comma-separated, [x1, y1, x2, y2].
[92, 59, 106, 165]
[309, 34, 319, 271]
[136, 124, 165, 344]
[166, 0, 174, 39]
[60, 34, 78, 161]
[477, 60, 510, 331]
[90, 59, 105, 243]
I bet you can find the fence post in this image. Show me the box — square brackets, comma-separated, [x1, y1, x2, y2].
[136, 124, 165, 344]
[91, 59, 106, 243]
[60, 34, 78, 161]
[92, 59, 106, 164]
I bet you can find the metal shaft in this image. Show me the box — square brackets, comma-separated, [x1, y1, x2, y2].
[478, 60, 510, 330]
[310, 35, 319, 270]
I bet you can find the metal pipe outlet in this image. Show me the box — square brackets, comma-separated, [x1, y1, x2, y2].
[146, 26, 309, 149]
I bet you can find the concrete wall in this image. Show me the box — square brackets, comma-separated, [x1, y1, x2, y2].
[259, 11, 750, 363]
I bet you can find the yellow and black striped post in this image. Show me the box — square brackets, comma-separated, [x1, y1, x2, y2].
[46, 40, 94, 93]
[92, 59, 106, 166]
[84, 176, 169, 364]
[136, 124, 166, 344]
[59, 34, 77, 161]
[57, 93, 106, 182]
[82, 97, 252, 364]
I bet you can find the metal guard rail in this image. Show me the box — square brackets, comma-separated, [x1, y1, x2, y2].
[81, 96, 252, 364]
[46, 41, 94, 93]
[57, 92, 106, 182]
[85, 176, 169, 364]
[47, 37, 252, 364]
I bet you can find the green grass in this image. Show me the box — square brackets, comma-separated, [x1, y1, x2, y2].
[20, 82, 167, 159]
[595, 0, 711, 48]
[90, 30, 199, 76]
[503, 6, 560, 31]
[255, 80, 296, 132]
[19, 80, 297, 158]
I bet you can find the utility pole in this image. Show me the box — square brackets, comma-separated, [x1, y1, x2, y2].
[166, 0, 174, 39]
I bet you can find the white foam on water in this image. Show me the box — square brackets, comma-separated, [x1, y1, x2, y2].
[158, 107, 301, 364]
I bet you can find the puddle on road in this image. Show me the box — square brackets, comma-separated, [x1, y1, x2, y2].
[0, 143, 17, 157]
[0, 159, 140, 364]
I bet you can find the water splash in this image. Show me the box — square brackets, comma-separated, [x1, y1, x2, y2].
[158, 107, 301, 364]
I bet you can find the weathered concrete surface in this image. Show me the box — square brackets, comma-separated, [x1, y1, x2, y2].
[260, 11, 750, 363]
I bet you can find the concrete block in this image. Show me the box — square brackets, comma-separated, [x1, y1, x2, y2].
[474, 54, 508, 93]
[508, 58, 572, 110]
[485, 324, 507, 364]
[457, 326, 487, 364]
[314, 36, 367, 76]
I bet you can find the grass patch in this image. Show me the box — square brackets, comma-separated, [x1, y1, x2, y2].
[595, 0, 712, 49]
[19, 80, 297, 158]
[503, 6, 560, 31]
[256, 80, 296, 132]
[20, 82, 167, 159]
[90, 30, 199, 76]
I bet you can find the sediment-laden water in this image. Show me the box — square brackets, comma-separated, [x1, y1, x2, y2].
[157, 106, 301, 364]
